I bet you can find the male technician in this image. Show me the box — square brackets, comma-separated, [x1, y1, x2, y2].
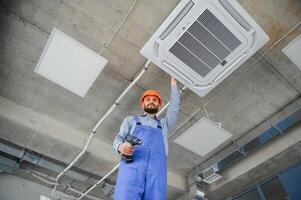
[113, 77, 180, 200]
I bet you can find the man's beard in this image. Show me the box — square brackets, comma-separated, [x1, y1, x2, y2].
[144, 107, 158, 114]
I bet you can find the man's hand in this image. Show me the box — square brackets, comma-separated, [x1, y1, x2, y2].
[118, 142, 134, 155]
[171, 77, 177, 86]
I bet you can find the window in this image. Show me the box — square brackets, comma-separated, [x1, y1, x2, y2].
[260, 177, 288, 200]
[234, 188, 260, 200]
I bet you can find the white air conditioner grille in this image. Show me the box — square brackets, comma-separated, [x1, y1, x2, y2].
[169, 9, 242, 77]
[199, 9, 241, 50]
[170, 39, 213, 77]
[189, 21, 230, 59]
[140, 0, 270, 97]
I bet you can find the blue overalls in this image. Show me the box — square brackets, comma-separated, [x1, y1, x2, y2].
[114, 116, 167, 200]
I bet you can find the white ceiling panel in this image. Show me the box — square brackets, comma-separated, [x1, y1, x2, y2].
[282, 34, 301, 71]
[175, 117, 233, 157]
[35, 28, 108, 97]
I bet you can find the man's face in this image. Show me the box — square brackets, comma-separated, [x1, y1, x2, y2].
[143, 95, 160, 113]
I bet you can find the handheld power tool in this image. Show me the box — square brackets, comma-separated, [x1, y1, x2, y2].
[121, 135, 143, 163]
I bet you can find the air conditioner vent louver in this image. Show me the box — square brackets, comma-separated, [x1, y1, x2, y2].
[141, 0, 269, 97]
[198, 9, 241, 51]
[170, 9, 241, 77]
[188, 19, 230, 60]
[160, 1, 194, 40]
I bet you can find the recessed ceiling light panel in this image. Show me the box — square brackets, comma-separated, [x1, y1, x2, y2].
[282, 34, 301, 71]
[35, 28, 108, 97]
[175, 117, 233, 156]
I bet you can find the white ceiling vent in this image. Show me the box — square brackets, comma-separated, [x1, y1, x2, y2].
[140, 0, 269, 97]
[282, 34, 301, 71]
[202, 166, 222, 184]
[174, 117, 233, 157]
[35, 28, 108, 97]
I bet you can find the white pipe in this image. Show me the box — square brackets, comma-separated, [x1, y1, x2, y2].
[31, 173, 58, 185]
[26, 170, 104, 200]
[157, 86, 186, 116]
[29, 169, 56, 181]
[67, 185, 105, 200]
[77, 85, 187, 200]
[77, 164, 120, 200]
[92, 59, 151, 131]
[157, 102, 170, 116]
[54, 131, 94, 181]
[52, 60, 150, 195]
[102, 0, 139, 51]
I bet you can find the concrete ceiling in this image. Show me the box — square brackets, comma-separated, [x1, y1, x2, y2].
[0, 0, 300, 199]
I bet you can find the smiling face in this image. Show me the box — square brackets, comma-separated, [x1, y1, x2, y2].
[143, 95, 161, 114]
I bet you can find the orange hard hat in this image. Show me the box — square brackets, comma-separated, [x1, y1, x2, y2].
[140, 90, 163, 107]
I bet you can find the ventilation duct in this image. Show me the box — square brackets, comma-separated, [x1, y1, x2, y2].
[191, 179, 207, 200]
[218, 107, 301, 172]
[140, 0, 269, 96]
[196, 104, 301, 182]
[0, 140, 115, 196]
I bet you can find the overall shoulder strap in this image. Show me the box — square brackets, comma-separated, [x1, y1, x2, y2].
[156, 118, 162, 129]
[134, 115, 141, 125]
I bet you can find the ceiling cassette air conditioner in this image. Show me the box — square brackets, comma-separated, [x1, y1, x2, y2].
[140, 0, 269, 97]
